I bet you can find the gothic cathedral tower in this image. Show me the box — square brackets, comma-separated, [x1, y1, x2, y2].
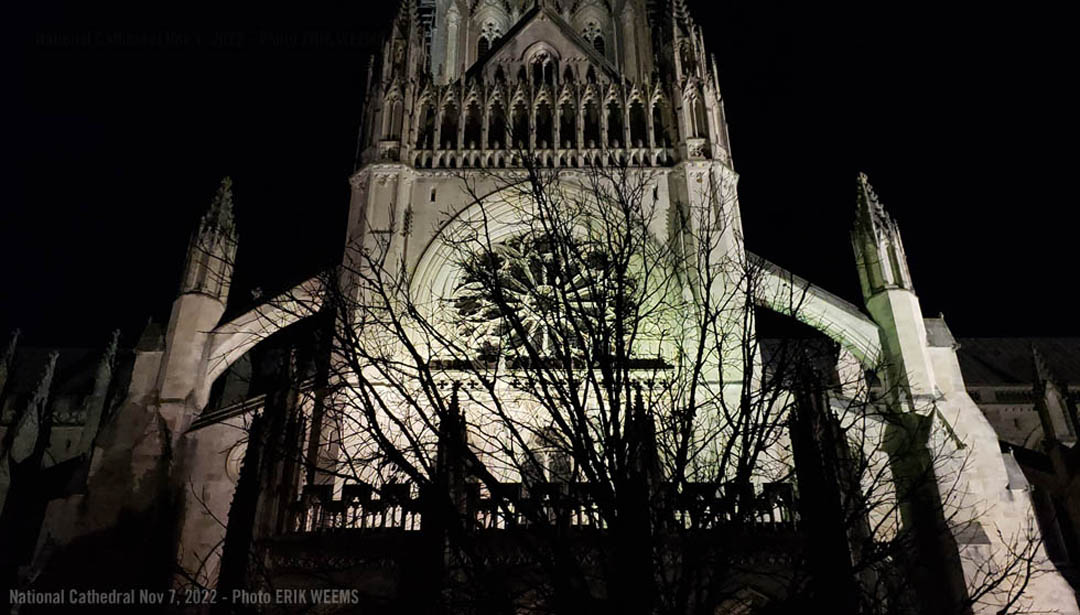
[346, 0, 744, 380]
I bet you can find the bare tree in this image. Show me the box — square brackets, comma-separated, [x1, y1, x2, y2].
[201, 154, 1054, 615]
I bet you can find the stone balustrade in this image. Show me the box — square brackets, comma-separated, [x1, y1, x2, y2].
[410, 145, 677, 170]
[286, 479, 797, 535]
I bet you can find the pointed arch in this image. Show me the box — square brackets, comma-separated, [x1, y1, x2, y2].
[440, 100, 460, 149]
[416, 98, 436, 149]
[536, 99, 554, 149]
[691, 93, 709, 139]
[464, 101, 483, 150]
[606, 99, 623, 148]
[488, 100, 507, 149]
[651, 98, 671, 147]
[583, 98, 601, 148]
[628, 99, 647, 148]
[559, 100, 577, 149]
[382, 92, 404, 140]
[511, 100, 529, 149]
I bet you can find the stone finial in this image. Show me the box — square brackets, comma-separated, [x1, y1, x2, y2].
[195, 177, 236, 239]
[79, 330, 121, 455]
[449, 380, 461, 417]
[0, 328, 20, 398]
[1032, 344, 1054, 387]
[855, 172, 891, 230]
[438, 382, 466, 454]
[852, 173, 914, 299]
[101, 329, 120, 371]
[181, 177, 239, 301]
[29, 351, 59, 414]
[9, 351, 58, 464]
[136, 318, 165, 352]
[856, 173, 906, 241]
[90, 328, 120, 398]
[671, 0, 694, 30]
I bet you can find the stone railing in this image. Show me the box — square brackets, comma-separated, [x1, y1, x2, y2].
[291, 483, 423, 533]
[286, 480, 797, 535]
[410, 145, 676, 170]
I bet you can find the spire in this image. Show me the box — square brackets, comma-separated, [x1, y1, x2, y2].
[29, 352, 58, 422]
[436, 381, 468, 515]
[79, 329, 120, 455]
[202, 176, 236, 235]
[852, 174, 939, 401]
[437, 381, 464, 462]
[8, 351, 58, 464]
[630, 383, 660, 490]
[442, 381, 466, 445]
[855, 172, 889, 232]
[852, 173, 914, 301]
[102, 329, 120, 369]
[180, 177, 239, 302]
[670, 0, 695, 37]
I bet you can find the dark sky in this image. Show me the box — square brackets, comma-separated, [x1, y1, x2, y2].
[3, 1, 1074, 348]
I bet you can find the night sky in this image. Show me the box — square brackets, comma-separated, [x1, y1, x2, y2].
[3, 1, 1074, 348]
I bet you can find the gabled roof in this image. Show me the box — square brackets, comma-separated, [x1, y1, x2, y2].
[466, 4, 619, 80]
[957, 338, 1080, 386]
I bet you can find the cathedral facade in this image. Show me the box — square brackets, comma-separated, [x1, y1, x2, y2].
[2, 1, 1079, 613]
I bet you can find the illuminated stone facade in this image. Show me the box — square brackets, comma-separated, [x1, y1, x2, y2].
[3, 1, 1078, 613]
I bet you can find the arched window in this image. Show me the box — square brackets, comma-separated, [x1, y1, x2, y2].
[559, 101, 576, 148]
[531, 51, 555, 88]
[887, 242, 905, 287]
[652, 101, 669, 147]
[441, 102, 459, 149]
[593, 35, 605, 55]
[464, 101, 483, 149]
[454, 233, 631, 360]
[536, 101, 554, 149]
[511, 101, 529, 148]
[390, 98, 404, 139]
[383, 97, 404, 140]
[629, 100, 647, 148]
[583, 99, 600, 147]
[606, 100, 623, 148]
[478, 37, 490, 57]
[692, 96, 709, 139]
[417, 101, 436, 148]
[488, 101, 507, 149]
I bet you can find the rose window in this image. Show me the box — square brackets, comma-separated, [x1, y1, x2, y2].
[453, 234, 633, 360]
